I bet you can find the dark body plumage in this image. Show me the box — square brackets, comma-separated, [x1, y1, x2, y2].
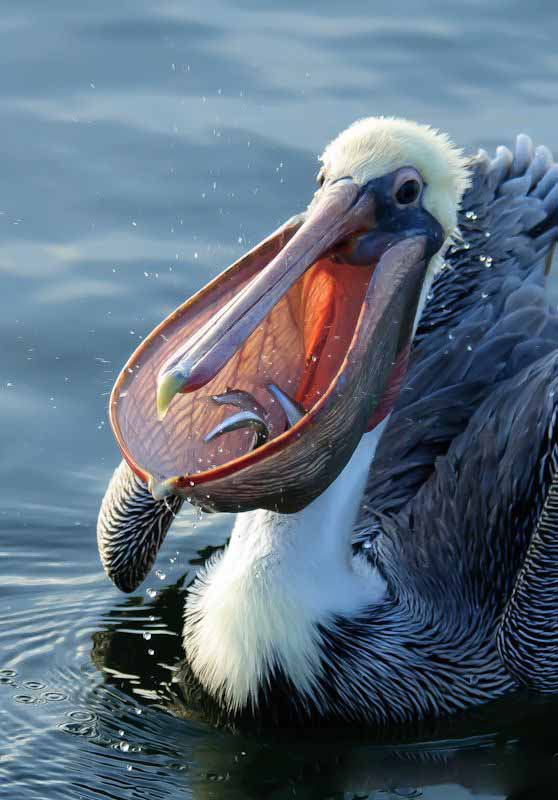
[98, 135, 558, 726]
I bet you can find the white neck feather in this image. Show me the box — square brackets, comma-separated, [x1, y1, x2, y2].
[183, 419, 389, 713]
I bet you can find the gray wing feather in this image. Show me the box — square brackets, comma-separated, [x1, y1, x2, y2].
[379, 350, 558, 610]
[498, 408, 558, 692]
[375, 348, 558, 690]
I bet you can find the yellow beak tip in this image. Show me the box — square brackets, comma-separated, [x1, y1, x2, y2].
[156, 403, 169, 422]
[156, 374, 181, 421]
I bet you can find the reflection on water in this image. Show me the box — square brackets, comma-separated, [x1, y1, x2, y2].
[1, 0, 558, 797]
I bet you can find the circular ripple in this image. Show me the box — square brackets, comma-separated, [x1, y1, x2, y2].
[58, 721, 96, 737]
[67, 710, 96, 723]
[22, 680, 46, 690]
[0, 669, 17, 678]
[41, 691, 68, 702]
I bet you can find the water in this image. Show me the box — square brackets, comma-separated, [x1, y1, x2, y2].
[1, 1, 558, 797]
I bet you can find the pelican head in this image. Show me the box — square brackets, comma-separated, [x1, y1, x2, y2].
[109, 117, 470, 520]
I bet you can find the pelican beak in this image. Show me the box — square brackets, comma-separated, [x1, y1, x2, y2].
[109, 174, 441, 513]
[155, 178, 372, 419]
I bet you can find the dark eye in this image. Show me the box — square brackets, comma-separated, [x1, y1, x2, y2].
[395, 179, 421, 205]
[316, 169, 325, 188]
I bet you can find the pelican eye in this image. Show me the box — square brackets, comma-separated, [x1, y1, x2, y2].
[316, 169, 326, 187]
[395, 178, 421, 205]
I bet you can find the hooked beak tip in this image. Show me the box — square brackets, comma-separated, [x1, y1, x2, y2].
[156, 370, 184, 421]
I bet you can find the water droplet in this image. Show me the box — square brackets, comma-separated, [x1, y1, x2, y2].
[466, 344, 473, 351]
[142, 632, 152, 641]
[146, 588, 157, 599]
[120, 742, 130, 752]
[127, 765, 133, 772]
[148, 649, 155, 656]
[155, 569, 166, 581]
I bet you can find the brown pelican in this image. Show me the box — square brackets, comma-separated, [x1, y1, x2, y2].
[98, 117, 558, 726]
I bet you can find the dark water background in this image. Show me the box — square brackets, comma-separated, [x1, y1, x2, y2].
[2, 1, 558, 797]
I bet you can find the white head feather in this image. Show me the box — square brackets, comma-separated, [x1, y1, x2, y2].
[319, 116, 471, 240]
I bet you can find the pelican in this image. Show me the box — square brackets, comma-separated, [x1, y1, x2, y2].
[98, 117, 558, 726]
